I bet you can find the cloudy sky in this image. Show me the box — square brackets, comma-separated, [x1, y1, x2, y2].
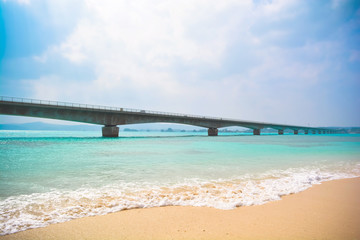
[1, 0, 359, 127]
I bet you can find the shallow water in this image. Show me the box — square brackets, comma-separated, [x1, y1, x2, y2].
[1, 131, 359, 235]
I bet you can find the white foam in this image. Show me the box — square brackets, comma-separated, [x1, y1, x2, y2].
[1, 166, 359, 235]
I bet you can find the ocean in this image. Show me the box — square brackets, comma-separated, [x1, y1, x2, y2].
[1, 130, 359, 235]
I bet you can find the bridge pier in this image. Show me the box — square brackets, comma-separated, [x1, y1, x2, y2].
[294, 130, 299, 135]
[278, 129, 284, 135]
[102, 125, 119, 137]
[253, 129, 261, 135]
[208, 128, 218, 136]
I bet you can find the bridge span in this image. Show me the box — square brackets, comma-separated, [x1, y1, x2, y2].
[0, 96, 335, 137]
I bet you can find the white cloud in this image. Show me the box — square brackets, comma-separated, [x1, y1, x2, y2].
[255, 0, 300, 20]
[24, 0, 357, 126]
[58, 0, 250, 65]
[31, 0, 259, 107]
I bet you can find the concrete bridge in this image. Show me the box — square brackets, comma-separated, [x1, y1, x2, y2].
[0, 96, 336, 137]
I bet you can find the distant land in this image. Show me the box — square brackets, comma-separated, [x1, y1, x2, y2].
[0, 122, 358, 133]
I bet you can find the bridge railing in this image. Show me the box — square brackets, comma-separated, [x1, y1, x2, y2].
[0, 96, 330, 131]
[0, 96, 223, 121]
[1, 96, 329, 131]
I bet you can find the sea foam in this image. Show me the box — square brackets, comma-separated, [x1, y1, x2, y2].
[1, 166, 358, 235]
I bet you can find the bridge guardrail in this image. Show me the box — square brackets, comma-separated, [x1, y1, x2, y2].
[0, 96, 224, 121]
[1, 96, 328, 130]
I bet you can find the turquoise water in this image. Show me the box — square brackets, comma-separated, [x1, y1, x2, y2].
[1, 131, 360, 235]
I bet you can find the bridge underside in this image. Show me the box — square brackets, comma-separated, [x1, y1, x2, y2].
[0, 100, 332, 137]
[100, 126, 327, 137]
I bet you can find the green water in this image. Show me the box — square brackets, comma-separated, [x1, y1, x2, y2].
[0, 131, 359, 235]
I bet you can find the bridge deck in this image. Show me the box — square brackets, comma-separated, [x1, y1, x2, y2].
[0, 96, 334, 137]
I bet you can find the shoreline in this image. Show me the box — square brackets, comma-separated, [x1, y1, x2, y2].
[1, 177, 360, 240]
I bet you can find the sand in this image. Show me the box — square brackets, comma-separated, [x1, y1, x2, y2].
[1, 177, 360, 240]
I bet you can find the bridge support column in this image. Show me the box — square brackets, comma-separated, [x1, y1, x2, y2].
[278, 129, 284, 135]
[102, 125, 119, 137]
[208, 128, 218, 136]
[304, 130, 309, 134]
[294, 130, 298, 135]
[312, 130, 316, 134]
[253, 129, 260, 135]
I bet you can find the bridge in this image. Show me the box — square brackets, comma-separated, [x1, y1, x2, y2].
[0, 96, 336, 137]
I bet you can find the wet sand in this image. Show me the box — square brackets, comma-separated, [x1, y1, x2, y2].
[1, 177, 360, 240]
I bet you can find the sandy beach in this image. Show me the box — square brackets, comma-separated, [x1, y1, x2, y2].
[1, 177, 359, 240]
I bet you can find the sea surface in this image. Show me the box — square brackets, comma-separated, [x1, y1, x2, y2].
[1, 130, 360, 235]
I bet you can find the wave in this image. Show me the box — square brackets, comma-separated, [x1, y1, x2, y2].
[1, 166, 359, 235]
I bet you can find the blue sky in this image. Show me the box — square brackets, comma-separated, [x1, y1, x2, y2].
[0, 0, 359, 127]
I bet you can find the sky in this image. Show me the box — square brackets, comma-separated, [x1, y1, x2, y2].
[0, 0, 359, 127]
